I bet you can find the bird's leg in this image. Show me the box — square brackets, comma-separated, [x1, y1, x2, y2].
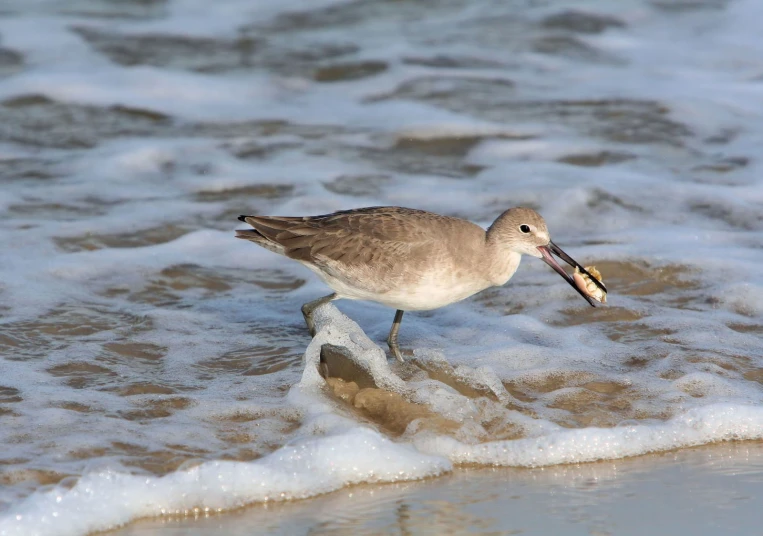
[301, 293, 337, 336]
[387, 309, 405, 363]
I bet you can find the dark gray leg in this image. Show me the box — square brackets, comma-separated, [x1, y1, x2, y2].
[387, 309, 405, 363]
[301, 293, 337, 336]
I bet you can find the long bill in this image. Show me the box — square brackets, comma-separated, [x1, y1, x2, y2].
[537, 241, 607, 307]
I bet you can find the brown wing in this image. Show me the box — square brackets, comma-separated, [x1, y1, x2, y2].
[237, 207, 473, 291]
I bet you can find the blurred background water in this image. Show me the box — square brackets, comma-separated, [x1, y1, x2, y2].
[0, 0, 762, 534]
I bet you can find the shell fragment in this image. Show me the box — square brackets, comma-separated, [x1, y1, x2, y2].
[573, 266, 607, 303]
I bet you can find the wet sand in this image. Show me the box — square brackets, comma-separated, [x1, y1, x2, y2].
[111, 440, 763, 536]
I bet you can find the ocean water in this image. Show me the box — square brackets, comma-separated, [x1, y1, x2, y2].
[0, 0, 762, 534]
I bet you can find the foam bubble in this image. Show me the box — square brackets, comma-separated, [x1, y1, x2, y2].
[413, 404, 763, 467]
[0, 427, 449, 536]
[2, 0, 763, 532]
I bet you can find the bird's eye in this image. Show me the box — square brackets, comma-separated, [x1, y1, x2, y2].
[520, 224, 531, 233]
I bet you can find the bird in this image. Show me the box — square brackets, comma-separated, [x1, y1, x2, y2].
[236, 206, 605, 362]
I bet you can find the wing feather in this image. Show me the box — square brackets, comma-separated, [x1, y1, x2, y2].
[237, 207, 484, 293]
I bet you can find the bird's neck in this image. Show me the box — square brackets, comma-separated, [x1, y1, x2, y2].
[483, 236, 522, 286]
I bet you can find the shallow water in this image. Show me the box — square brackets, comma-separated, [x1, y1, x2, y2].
[0, 0, 762, 534]
[111, 441, 763, 536]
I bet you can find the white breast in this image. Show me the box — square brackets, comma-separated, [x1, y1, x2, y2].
[302, 261, 496, 311]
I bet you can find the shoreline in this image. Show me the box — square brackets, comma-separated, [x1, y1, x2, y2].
[110, 439, 763, 535]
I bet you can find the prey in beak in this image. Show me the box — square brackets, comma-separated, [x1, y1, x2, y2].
[537, 242, 607, 307]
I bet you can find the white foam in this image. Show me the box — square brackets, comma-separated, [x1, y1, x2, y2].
[299, 305, 408, 395]
[2, 0, 763, 532]
[413, 404, 763, 467]
[0, 427, 449, 536]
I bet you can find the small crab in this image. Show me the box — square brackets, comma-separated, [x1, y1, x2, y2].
[572, 265, 607, 303]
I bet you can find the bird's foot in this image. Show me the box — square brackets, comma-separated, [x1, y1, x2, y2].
[301, 293, 337, 338]
[301, 305, 316, 337]
[387, 338, 405, 363]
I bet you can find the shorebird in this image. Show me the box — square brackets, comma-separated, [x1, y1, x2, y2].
[236, 206, 605, 362]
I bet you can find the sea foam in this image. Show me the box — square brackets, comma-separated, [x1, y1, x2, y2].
[2, 0, 763, 533]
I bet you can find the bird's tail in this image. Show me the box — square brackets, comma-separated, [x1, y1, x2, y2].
[235, 215, 286, 255]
